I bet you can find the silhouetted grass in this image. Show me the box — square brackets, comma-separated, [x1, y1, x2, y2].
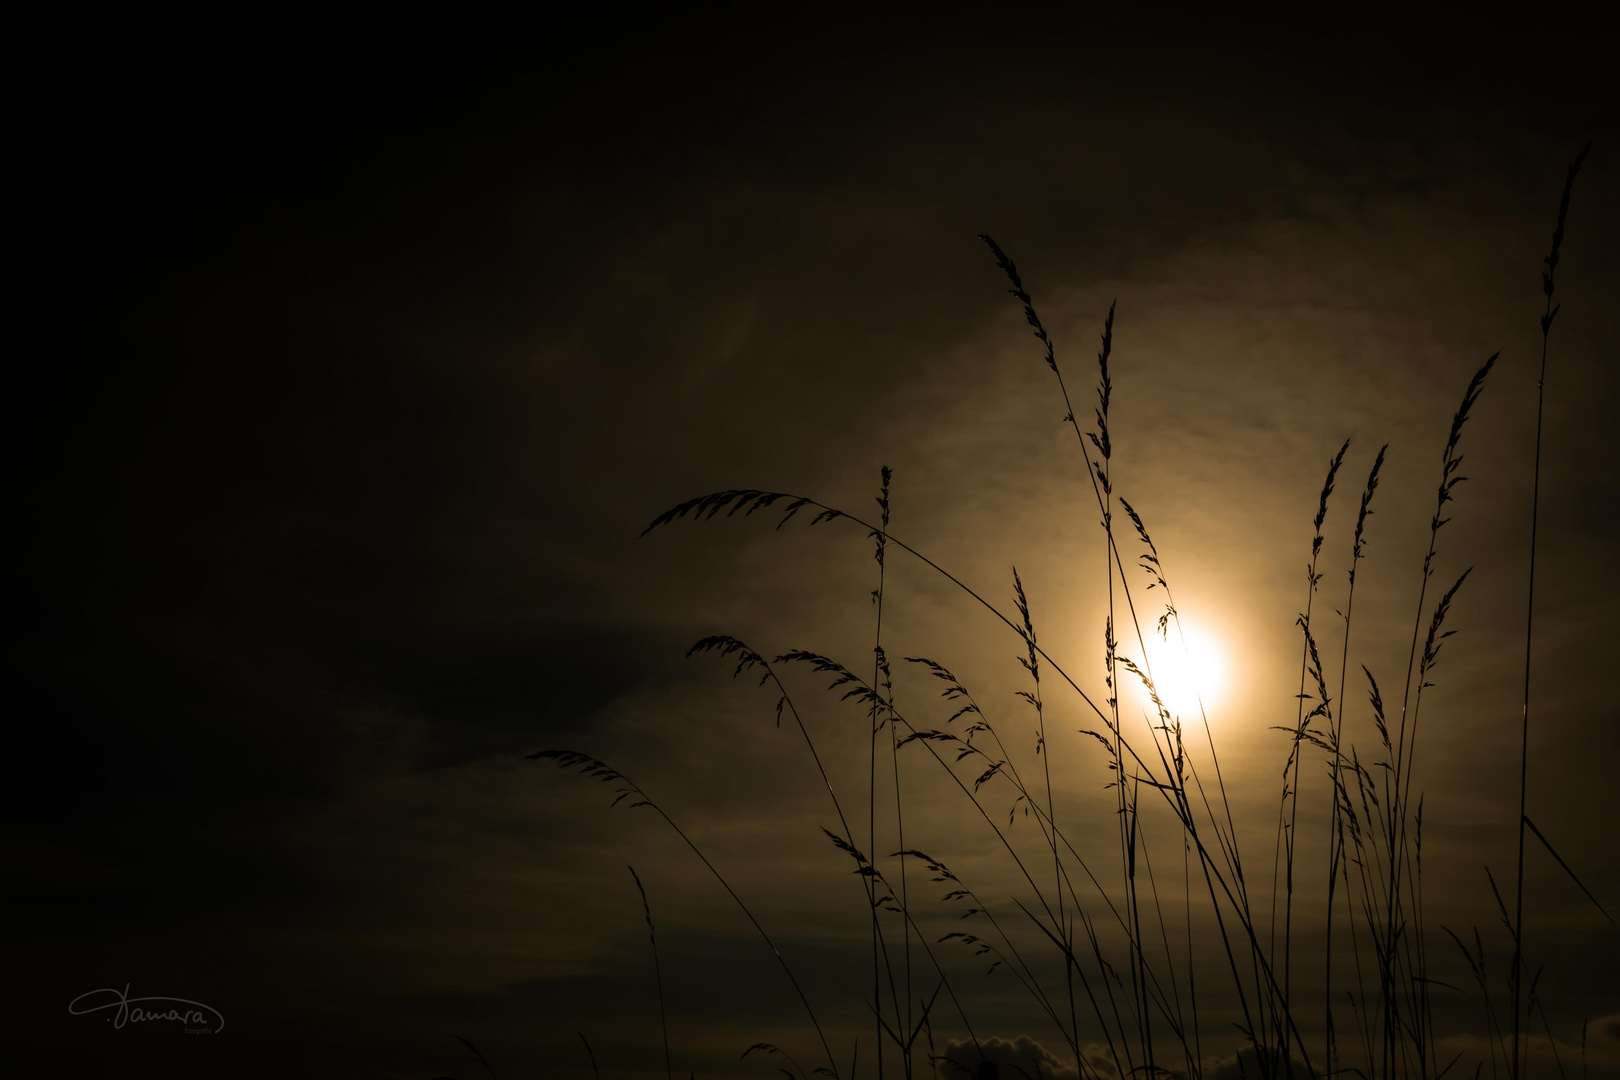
[532, 146, 1603, 1080]
[1512, 141, 1593, 1080]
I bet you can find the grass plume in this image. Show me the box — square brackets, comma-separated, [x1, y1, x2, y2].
[527, 148, 1604, 1080]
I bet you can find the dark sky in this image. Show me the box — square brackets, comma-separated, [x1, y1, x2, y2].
[8, 10, 1619, 1080]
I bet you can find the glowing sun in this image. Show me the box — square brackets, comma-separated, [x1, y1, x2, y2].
[1127, 621, 1229, 719]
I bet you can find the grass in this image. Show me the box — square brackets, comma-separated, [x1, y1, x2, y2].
[528, 146, 1604, 1080]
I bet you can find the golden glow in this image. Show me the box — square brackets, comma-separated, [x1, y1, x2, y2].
[1123, 620, 1228, 720]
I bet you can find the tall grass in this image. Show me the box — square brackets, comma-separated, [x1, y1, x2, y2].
[534, 148, 1602, 1080]
[1511, 141, 1592, 1080]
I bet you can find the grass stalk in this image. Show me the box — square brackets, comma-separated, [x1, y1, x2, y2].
[1512, 141, 1591, 1080]
[1276, 437, 1349, 1075]
[629, 866, 674, 1080]
[1327, 443, 1387, 1078]
[530, 750, 841, 1075]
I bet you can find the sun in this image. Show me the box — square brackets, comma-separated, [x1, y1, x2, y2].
[1124, 620, 1228, 720]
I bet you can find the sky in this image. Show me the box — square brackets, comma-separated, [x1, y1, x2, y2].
[8, 10, 1619, 1080]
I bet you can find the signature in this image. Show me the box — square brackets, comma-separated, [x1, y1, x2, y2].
[69, 984, 224, 1033]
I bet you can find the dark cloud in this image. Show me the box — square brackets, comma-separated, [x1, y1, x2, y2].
[937, 1034, 1081, 1079]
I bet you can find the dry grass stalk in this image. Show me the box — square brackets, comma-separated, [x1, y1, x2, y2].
[528, 149, 1598, 1080]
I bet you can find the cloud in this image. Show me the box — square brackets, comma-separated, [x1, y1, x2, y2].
[935, 1034, 1082, 1080]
